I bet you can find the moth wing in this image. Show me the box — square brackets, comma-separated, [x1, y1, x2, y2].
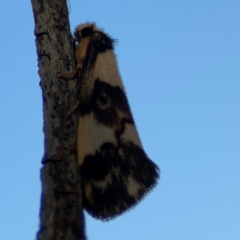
[78, 50, 159, 220]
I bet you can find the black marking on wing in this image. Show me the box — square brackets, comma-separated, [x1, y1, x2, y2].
[80, 79, 134, 126]
[81, 142, 159, 220]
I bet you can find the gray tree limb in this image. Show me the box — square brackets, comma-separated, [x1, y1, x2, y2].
[31, 0, 85, 239]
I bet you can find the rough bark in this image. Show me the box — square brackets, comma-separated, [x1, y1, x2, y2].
[31, 0, 85, 239]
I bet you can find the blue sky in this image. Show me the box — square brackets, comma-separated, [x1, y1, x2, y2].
[0, 1, 239, 240]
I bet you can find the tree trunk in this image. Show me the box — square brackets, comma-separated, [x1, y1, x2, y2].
[31, 0, 85, 239]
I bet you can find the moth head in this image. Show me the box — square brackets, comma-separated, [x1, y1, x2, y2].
[74, 22, 96, 42]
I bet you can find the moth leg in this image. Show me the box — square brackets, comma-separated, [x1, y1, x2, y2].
[75, 36, 91, 70]
[58, 35, 90, 79]
[67, 99, 80, 116]
[58, 69, 77, 79]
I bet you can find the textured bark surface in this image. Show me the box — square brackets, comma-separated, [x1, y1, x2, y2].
[31, 0, 85, 239]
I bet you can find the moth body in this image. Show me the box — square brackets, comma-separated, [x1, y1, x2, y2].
[73, 23, 159, 220]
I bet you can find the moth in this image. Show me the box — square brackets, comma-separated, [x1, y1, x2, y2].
[59, 23, 160, 221]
